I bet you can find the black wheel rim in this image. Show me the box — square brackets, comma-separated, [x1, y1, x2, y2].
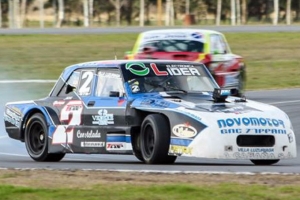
[144, 124, 155, 157]
[28, 121, 45, 155]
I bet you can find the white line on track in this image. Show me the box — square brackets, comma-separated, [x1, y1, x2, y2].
[270, 100, 300, 105]
[0, 152, 28, 157]
[0, 167, 299, 175]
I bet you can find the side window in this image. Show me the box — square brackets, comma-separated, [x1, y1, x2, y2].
[95, 69, 124, 97]
[68, 71, 81, 88]
[58, 71, 81, 97]
[219, 35, 230, 54]
[77, 70, 94, 96]
[210, 34, 227, 54]
[57, 69, 95, 97]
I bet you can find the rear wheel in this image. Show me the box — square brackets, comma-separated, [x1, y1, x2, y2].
[25, 113, 65, 162]
[237, 68, 246, 97]
[250, 159, 279, 165]
[140, 114, 177, 164]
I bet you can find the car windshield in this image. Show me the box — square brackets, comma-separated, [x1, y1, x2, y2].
[139, 40, 204, 53]
[121, 62, 217, 94]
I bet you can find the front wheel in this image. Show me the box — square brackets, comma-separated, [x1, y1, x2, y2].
[25, 113, 65, 162]
[140, 114, 177, 164]
[132, 133, 144, 162]
[250, 159, 280, 165]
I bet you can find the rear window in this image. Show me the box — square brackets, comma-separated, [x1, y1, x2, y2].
[139, 40, 204, 53]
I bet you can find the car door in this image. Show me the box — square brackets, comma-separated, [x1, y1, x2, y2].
[46, 68, 96, 153]
[82, 67, 129, 154]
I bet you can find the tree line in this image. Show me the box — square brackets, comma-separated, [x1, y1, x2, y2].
[0, 0, 299, 28]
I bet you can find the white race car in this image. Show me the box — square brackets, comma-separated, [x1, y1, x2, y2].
[3, 60, 296, 165]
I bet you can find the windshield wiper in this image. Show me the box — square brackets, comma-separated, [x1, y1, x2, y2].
[165, 86, 188, 94]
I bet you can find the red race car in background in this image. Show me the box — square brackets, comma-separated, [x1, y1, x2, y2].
[125, 29, 246, 96]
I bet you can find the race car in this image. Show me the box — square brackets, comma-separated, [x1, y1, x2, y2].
[125, 29, 246, 96]
[3, 60, 296, 165]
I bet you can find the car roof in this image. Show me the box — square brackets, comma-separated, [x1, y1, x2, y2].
[61, 59, 204, 80]
[140, 29, 222, 35]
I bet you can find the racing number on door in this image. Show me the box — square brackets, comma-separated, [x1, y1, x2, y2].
[52, 100, 83, 144]
[78, 71, 93, 96]
[60, 101, 83, 125]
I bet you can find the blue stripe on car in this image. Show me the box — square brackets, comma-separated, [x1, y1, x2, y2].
[170, 138, 192, 146]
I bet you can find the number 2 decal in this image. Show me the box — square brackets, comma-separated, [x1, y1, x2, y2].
[52, 100, 83, 144]
[78, 71, 93, 96]
[131, 85, 140, 93]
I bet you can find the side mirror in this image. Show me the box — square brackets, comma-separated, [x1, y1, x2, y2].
[66, 84, 76, 94]
[109, 91, 120, 97]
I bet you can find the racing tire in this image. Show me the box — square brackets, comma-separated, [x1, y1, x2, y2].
[140, 114, 177, 164]
[250, 159, 280, 165]
[25, 113, 65, 162]
[134, 151, 144, 162]
[132, 134, 144, 162]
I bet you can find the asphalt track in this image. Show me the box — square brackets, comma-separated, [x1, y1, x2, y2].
[0, 25, 300, 35]
[0, 87, 299, 173]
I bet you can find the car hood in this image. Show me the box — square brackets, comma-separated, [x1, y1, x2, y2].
[130, 93, 292, 135]
[130, 93, 286, 116]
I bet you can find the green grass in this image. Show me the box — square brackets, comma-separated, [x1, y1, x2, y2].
[0, 32, 299, 90]
[0, 183, 300, 200]
[227, 32, 300, 90]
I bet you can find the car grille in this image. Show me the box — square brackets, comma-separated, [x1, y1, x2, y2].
[236, 135, 275, 147]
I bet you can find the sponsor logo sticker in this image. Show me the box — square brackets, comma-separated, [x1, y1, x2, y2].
[81, 141, 105, 147]
[125, 62, 150, 76]
[170, 145, 192, 155]
[191, 32, 203, 39]
[238, 147, 274, 153]
[76, 129, 101, 138]
[126, 63, 200, 77]
[92, 109, 114, 125]
[53, 100, 65, 106]
[172, 123, 197, 138]
[4, 108, 22, 127]
[106, 142, 126, 150]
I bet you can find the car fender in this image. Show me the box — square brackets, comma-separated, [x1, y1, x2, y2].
[4, 101, 56, 141]
[132, 106, 207, 154]
[21, 104, 58, 141]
